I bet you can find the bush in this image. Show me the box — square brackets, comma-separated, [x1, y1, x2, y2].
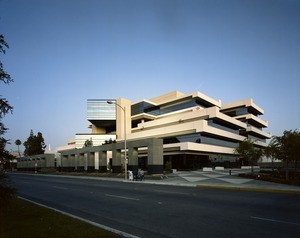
[165, 161, 172, 171]
[239, 170, 300, 186]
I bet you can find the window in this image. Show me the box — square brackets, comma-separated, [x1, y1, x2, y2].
[87, 99, 116, 120]
[132, 99, 204, 117]
[163, 133, 238, 148]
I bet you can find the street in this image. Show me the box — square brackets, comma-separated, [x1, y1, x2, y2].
[7, 173, 300, 238]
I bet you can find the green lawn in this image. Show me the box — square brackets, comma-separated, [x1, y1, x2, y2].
[0, 197, 120, 238]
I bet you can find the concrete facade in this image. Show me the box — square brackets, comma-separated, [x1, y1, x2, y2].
[57, 138, 163, 174]
[18, 90, 271, 173]
[17, 153, 58, 172]
[127, 90, 271, 169]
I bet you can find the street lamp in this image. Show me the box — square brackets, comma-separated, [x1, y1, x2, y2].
[107, 100, 127, 180]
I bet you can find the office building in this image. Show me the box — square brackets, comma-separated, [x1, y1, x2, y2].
[87, 91, 271, 170]
[18, 90, 271, 174]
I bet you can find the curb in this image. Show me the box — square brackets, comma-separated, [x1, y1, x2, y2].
[18, 196, 140, 238]
[196, 184, 300, 194]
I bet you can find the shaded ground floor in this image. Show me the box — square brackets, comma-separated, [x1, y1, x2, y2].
[17, 152, 244, 174]
[163, 153, 244, 171]
[17, 139, 248, 174]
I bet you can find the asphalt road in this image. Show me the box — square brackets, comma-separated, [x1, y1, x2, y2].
[7, 173, 300, 238]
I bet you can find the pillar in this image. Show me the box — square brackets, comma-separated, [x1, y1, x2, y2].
[69, 154, 75, 171]
[99, 150, 107, 172]
[112, 144, 122, 173]
[148, 138, 164, 174]
[84, 153, 88, 171]
[116, 98, 131, 140]
[75, 154, 79, 171]
[88, 152, 95, 172]
[128, 147, 138, 171]
[78, 153, 84, 171]
[94, 151, 99, 171]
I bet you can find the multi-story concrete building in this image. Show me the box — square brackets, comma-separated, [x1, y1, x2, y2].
[56, 99, 117, 151]
[18, 90, 271, 174]
[105, 90, 271, 170]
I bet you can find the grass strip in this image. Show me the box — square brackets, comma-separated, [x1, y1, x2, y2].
[0, 197, 120, 238]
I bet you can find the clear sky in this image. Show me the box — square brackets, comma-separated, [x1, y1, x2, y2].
[1, 0, 299, 152]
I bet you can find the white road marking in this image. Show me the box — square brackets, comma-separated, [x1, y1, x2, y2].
[251, 216, 300, 226]
[52, 186, 68, 190]
[154, 189, 190, 195]
[105, 194, 140, 201]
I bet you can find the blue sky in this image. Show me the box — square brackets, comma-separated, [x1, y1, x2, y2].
[1, 0, 299, 152]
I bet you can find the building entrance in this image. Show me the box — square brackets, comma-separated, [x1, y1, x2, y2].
[164, 154, 210, 170]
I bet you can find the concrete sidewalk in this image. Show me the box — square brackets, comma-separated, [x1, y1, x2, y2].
[140, 169, 300, 194]
[13, 170, 300, 194]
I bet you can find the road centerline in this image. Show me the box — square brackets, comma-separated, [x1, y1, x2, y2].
[153, 189, 190, 196]
[52, 186, 69, 190]
[251, 216, 300, 226]
[105, 194, 140, 201]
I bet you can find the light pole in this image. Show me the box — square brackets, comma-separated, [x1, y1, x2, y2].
[107, 100, 127, 180]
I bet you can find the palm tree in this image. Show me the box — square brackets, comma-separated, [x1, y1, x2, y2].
[15, 139, 21, 157]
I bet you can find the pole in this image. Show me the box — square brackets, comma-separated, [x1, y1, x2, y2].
[124, 107, 127, 181]
[107, 100, 127, 181]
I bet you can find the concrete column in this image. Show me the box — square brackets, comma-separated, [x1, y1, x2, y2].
[112, 144, 122, 173]
[56, 154, 61, 168]
[88, 152, 95, 172]
[148, 138, 164, 174]
[116, 98, 131, 140]
[75, 154, 79, 171]
[59, 156, 63, 171]
[79, 154, 84, 171]
[99, 150, 107, 172]
[94, 151, 99, 171]
[128, 147, 138, 171]
[61, 155, 68, 171]
[61, 156, 65, 171]
[84, 153, 88, 171]
[65, 155, 69, 170]
[69, 154, 75, 171]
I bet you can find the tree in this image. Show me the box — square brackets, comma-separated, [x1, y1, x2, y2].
[0, 34, 13, 166]
[23, 130, 34, 156]
[264, 137, 279, 171]
[23, 130, 46, 156]
[0, 123, 10, 161]
[0, 35, 15, 219]
[271, 130, 300, 180]
[103, 138, 116, 145]
[15, 139, 21, 157]
[0, 35, 13, 85]
[234, 139, 263, 174]
[0, 34, 13, 115]
[83, 138, 93, 148]
[36, 132, 46, 154]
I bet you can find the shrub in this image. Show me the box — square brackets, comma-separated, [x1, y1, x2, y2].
[165, 161, 173, 171]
